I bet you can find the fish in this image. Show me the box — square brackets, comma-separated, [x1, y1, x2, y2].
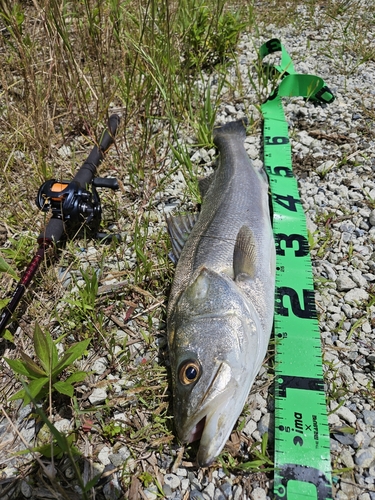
[166, 118, 275, 467]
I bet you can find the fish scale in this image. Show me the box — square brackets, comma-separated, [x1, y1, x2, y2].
[259, 38, 335, 499]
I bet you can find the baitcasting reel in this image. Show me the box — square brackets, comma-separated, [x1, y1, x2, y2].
[36, 177, 119, 240]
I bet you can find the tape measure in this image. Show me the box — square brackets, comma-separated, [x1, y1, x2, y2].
[259, 39, 335, 499]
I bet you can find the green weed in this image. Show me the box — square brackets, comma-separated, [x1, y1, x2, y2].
[219, 432, 274, 475]
[4, 323, 90, 405]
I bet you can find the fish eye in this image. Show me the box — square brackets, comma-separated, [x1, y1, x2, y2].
[178, 360, 201, 385]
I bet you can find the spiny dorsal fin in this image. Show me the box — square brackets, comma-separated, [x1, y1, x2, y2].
[166, 212, 199, 262]
[233, 225, 257, 279]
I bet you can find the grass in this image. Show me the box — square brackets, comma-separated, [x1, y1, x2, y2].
[0, 0, 374, 497]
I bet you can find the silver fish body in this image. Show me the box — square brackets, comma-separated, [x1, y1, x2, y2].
[167, 119, 275, 467]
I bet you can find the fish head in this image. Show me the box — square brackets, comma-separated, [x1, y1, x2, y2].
[168, 267, 265, 467]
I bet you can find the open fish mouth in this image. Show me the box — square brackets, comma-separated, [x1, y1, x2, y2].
[176, 361, 236, 465]
[191, 402, 236, 467]
[180, 397, 237, 467]
[186, 416, 206, 443]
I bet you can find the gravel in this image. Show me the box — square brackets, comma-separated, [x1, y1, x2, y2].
[1, 2, 375, 499]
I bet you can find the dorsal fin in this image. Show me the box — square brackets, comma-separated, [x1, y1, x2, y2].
[166, 213, 199, 262]
[233, 225, 257, 279]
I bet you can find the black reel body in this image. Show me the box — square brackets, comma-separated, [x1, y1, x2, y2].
[36, 177, 119, 240]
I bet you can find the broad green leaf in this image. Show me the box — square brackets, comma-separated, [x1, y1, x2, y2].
[65, 371, 88, 384]
[29, 433, 78, 459]
[34, 324, 58, 374]
[9, 388, 27, 402]
[52, 338, 91, 377]
[20, 352, 47, 378]
[9, 377, 49, 405]
[0, 256, 18, 279]
[2, 329, 14, 342]
[28, 442, 63, 459]
[4, 357, 31, 377]
[26, 377, 50, 402]
[53, 381, 74, 397]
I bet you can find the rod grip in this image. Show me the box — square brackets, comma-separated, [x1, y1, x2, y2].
[38, 217, 65, 244]
[73, 114, 120, 188]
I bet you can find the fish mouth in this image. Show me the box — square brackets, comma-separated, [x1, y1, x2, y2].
[178, 362, 240, 467]
[186, 399, 237, 467]
[186, 416, 207, 443]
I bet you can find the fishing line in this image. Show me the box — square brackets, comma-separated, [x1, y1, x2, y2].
[259, 39, 335, 500]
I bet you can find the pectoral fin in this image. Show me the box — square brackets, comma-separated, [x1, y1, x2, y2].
[166, 213, 199, 261]
[233, 225, 257, 279]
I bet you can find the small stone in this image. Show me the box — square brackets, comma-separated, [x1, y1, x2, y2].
[202, 482, 215, 498]
[190, 490, 205, 500]
[143, 486, 158, 500]
[108, 453, 124, 467]
[58, 144, 71, 158]
[162, 484, 173, 497]
[336, 491, 349, 500]
[336, 274, 356, 291]
[333, 432, 355, 446]
[340, 472, 361, 496]
[220, 482, 232, 497]
[213, 487, 225, 500]
[103, 474, 122, 500]
[225, 104, 237, 115]
[181, 478, 190, 491]
[353, 431, 371, 449]
[362, 321, 372, 334]
[354, 371, 370, 386]
[351, 269, 367, 288]
[233, 485, 243, 500]
[355, 447, 375, 468]
[245, 144, 258, 160]
[54, 419, 73, 434]
[359, 494, 371, 500]
[251, 487, 267, 500]
[175, 467, 187, 477]
[338, 365, 354, 384]
[98, 446, 112, 466]
[91, 357, 108, 375]
[322, 262, 337, 281]
[363, 410, 375, 427]
[164, 473, 181, 490]
[344, 288, 369, 304]
[89, 387, 108, 405]
[340, 449, 354, 468]
[298, 131, 315, 146]
[328, 413, 342, 426]
[335, 405, 357, 424]
[258, 413, 271, 435]
[20, 480, 32, 498]
[369, 210, 375, 226]
[118, 446, 131, 462]
[243, 419, 257, 436]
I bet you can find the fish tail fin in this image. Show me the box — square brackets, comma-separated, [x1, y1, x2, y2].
[213, 118, 248, 147]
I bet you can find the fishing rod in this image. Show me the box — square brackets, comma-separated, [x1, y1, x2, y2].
[0, 114, 120, 335]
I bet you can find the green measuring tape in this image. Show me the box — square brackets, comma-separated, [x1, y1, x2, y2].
[259, 39, 335, 499]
